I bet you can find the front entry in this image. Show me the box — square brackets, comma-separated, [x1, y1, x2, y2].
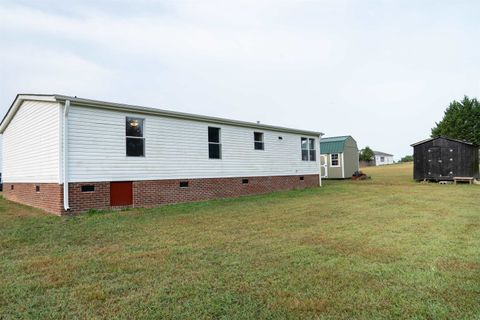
[320, 155, 328, 178]
[110, 182, 133, 206]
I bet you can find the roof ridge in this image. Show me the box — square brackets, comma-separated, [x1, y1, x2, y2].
[411, 136, 478, 147]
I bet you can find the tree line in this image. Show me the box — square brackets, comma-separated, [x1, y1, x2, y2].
[360, 96, 480, 163]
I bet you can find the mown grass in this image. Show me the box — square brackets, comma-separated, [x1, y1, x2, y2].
[0, 163, 479, 319]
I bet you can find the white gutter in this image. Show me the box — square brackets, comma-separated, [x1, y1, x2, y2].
[63, 100, 70, 211]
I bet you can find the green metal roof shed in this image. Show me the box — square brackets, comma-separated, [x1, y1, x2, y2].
[320, 136, 359, 179]
[321, 136, 351, 154]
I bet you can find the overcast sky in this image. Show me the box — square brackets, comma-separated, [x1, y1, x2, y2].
[1, 0, 479, 159]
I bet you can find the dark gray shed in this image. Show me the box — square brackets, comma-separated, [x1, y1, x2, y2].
[411, 137, 479, 181]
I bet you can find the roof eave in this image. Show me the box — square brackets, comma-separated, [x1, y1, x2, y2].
[54, 95, 323, 136]
[411, 136, 478, 147]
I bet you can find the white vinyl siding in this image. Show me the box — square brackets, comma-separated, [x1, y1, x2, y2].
[3, 101, 61, 182]
[67, 105, 319, 182]
[375, 155, 394, 166]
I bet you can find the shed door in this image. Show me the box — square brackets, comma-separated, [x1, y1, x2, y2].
[441, 147, 456, 177]
[110, 182, 133, 206]
[320, 155, 328, 178]
[427, 147, 440, 178]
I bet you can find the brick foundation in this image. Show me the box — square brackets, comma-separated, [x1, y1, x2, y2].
[4, 174, 319, 215]
[68, 182, 110, 213]
[133, 175, 319, 208]
[3, 183, 64, 215]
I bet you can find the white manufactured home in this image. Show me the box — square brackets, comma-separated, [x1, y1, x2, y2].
[374, 151, 394, 166]
[0, 94, 323, 215]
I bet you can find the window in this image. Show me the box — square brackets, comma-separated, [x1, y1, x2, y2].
[301, 138, 308, 161]
[179, 181, 189, 188]
[299, 176, 305, 181]
[301, 137, 316, 161]
[126, 117, 145, 157]
[242, 178, 249, 184]
[81, 185, 95, 192]
[208, 127, 221, 159]
[380, 156, 385, 162]
[308, 138, 316, 161]
[254, 132, 264, 150]
[331, 153, 340, 167]
[35, 185, 40, 192]
[10, 185, 14, 190]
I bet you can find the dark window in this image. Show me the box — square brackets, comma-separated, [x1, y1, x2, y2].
[309, 138, 316, 161]
[300, 176, 305, 181]
[254, 132, 264, 150]
[126, 138, 144, 157]
[11, 185, 14, 190]
[81, 185, 95, 192]
[301, 137, 316, 161]
[180, 181, 189, 188]
[126, 117, 145, 156]
[301, 137, 309, 161]
[331, 153, 339, 166]
[208, 127, 221, 159]
[278, 136, 283, 140]
[35, 186, 40, 192]
[242, 178, 249, 184]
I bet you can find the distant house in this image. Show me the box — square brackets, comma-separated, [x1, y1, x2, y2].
[0, 94, 323, 215]
[320, 136, 359, 179]
[373, 151, 394, 166]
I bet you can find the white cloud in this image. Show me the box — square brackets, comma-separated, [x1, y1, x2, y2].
[0, 3, 343, 66]
[0, 45, 114, 99]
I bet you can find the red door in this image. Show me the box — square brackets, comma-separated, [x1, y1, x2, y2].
[110, 182, 133, 206]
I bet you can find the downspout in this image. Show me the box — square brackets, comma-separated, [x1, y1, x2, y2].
[63, 100, 70, 211]
[318, 136, 322, 187]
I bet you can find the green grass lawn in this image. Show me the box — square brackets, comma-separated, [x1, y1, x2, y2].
[1, 163, 479, 319]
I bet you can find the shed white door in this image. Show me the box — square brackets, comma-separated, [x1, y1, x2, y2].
[320, 155, 328, 178]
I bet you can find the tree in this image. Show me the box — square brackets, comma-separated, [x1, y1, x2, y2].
[400, 155, 413, 162]
[359, 146, 374, 161]
[431, 96, 480, 145]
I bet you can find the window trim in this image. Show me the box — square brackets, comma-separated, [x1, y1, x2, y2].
[208, 126, 222, 159]
[126, 117, 146, 157]
[254, 131, 265, 150]
[330, 153, 340, 167]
